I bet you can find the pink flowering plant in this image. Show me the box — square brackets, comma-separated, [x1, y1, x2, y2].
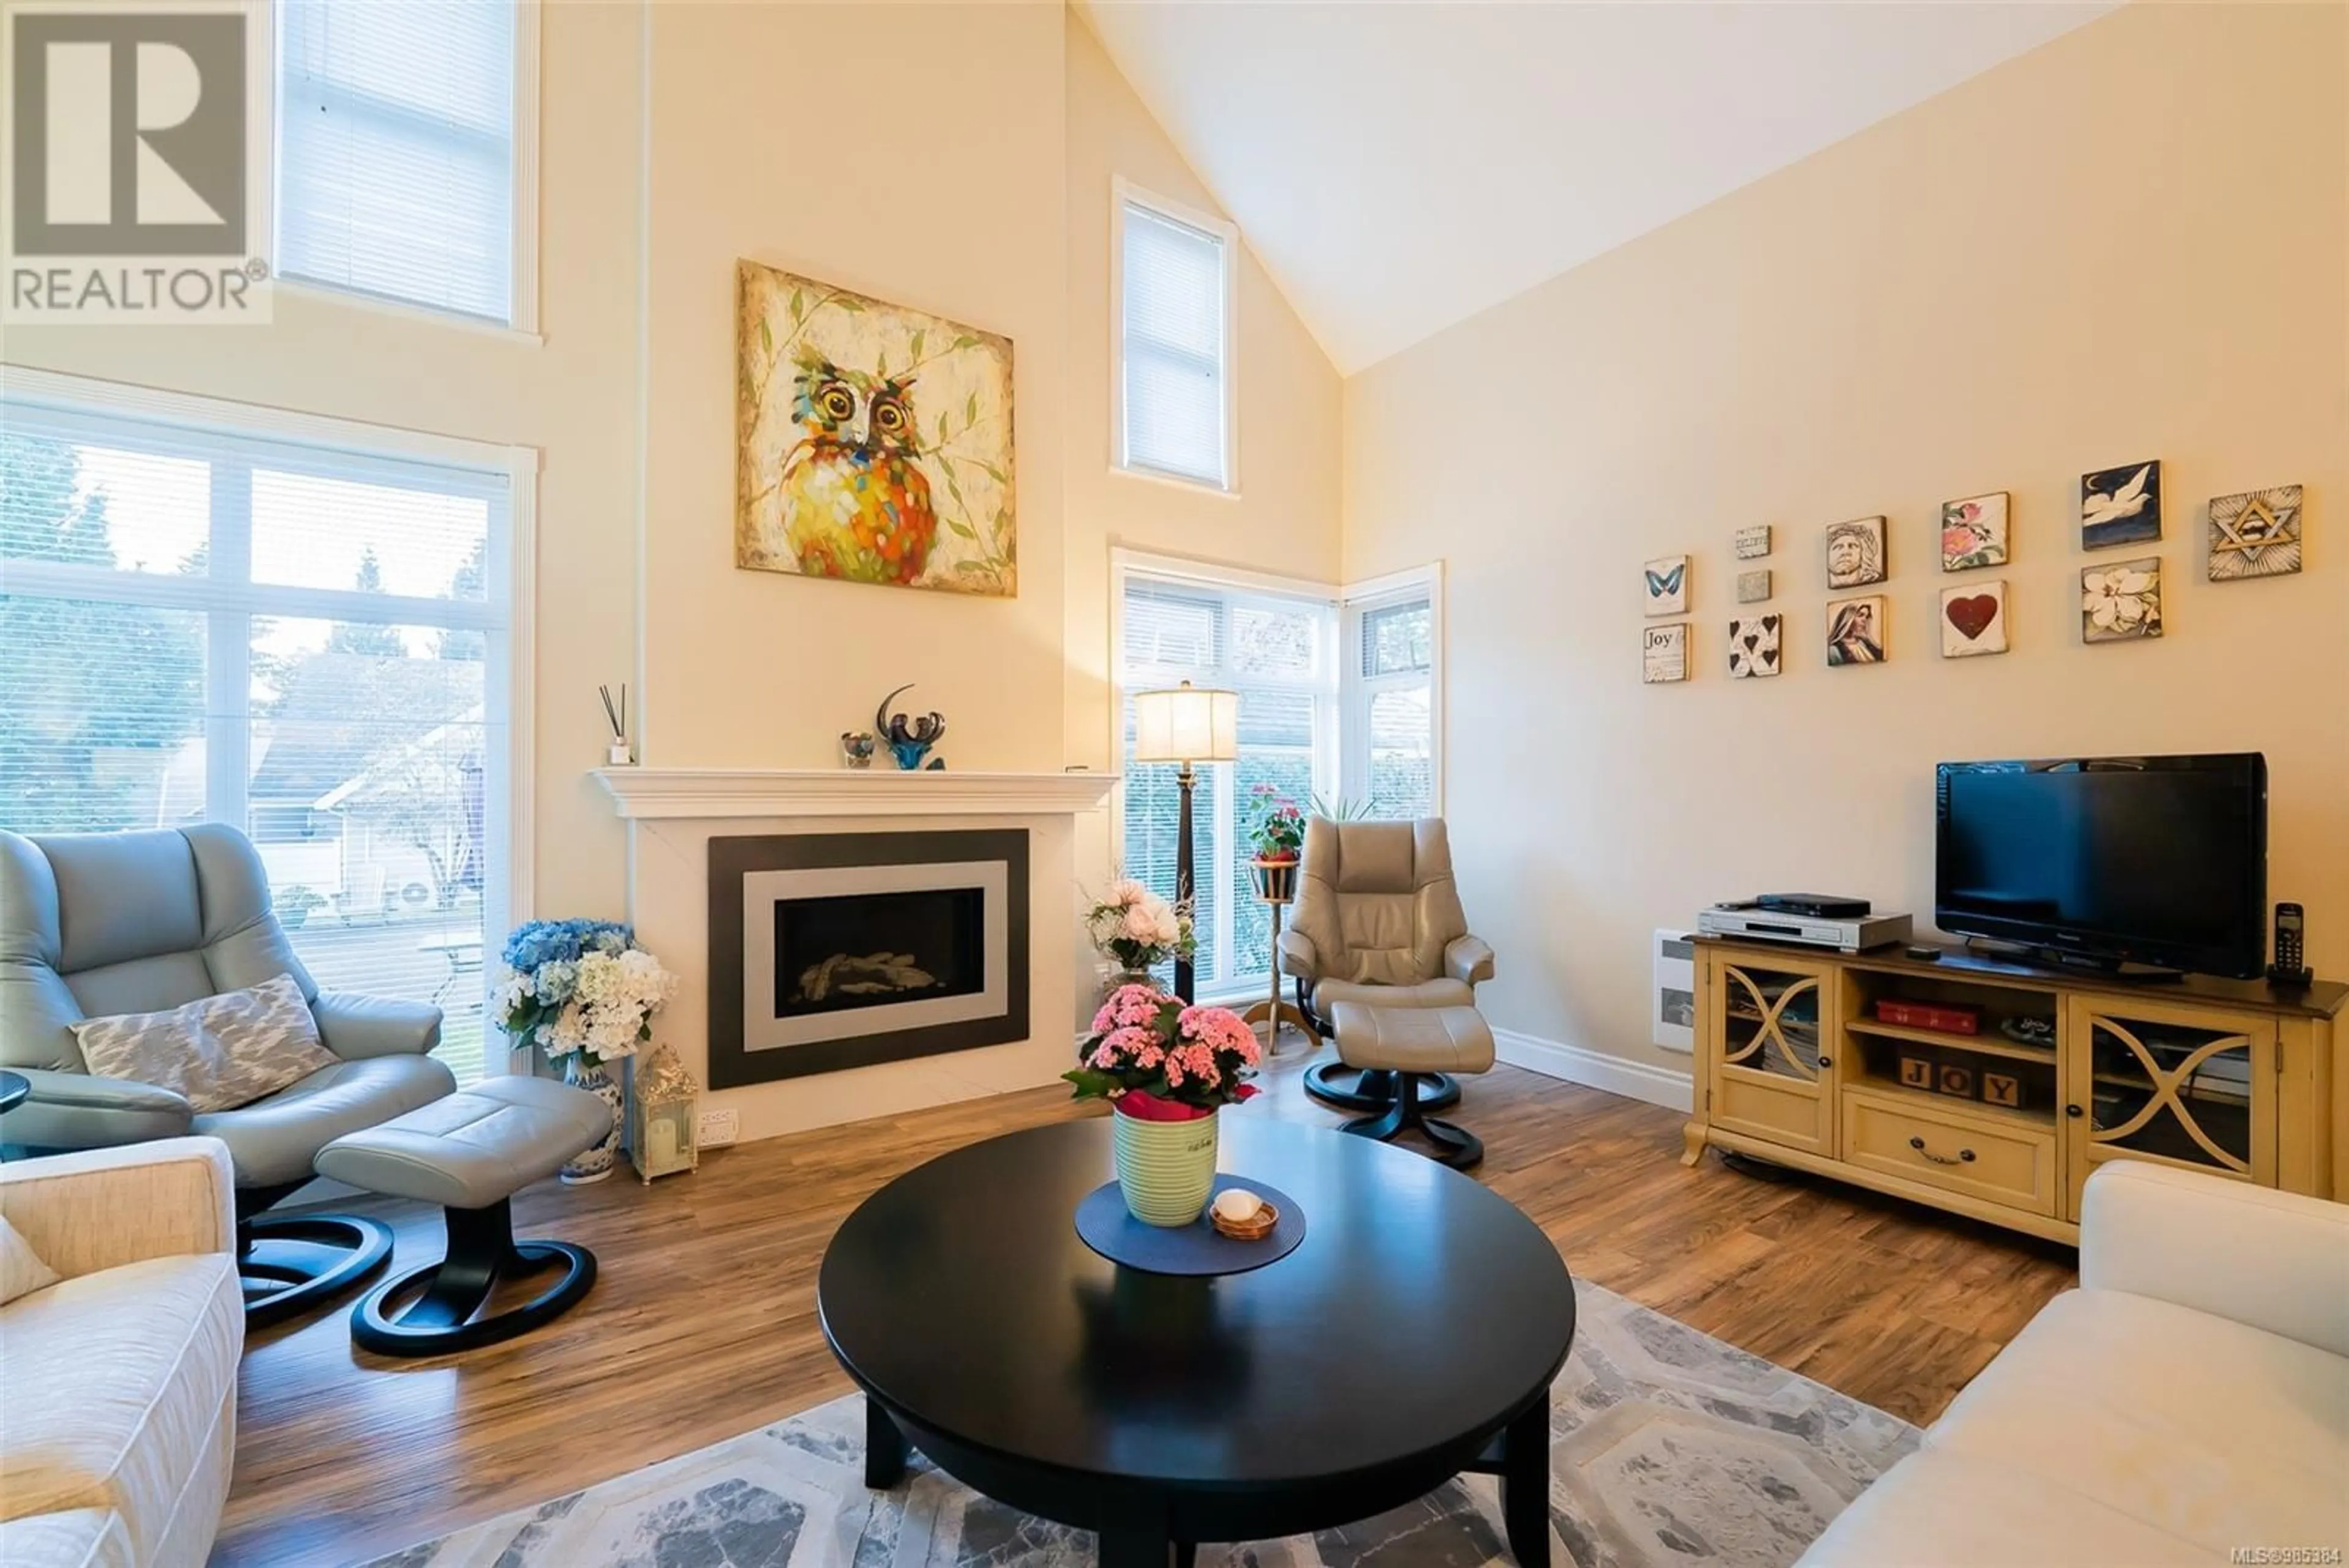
[1245, 781, 1305, 862]
[1065, 982, 1262, 1119]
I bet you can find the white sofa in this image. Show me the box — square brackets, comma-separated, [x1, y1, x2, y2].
[1803, 1160, 2349, 1566]
[0, 1139, 243, 1568]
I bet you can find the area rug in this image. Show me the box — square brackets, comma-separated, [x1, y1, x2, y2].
[368, 1279, 1916, 1568]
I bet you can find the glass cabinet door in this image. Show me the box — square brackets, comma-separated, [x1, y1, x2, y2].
[1707, 956, 1838, 1155]
[2066, 998, 2276, 1205]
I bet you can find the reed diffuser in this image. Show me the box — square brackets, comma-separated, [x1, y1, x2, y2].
[599, 683, 631, 766]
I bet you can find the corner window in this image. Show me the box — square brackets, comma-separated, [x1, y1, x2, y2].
[1114, 181, 1236, 492]
[0, 373, 533, 1085]
[275, 0, 535, 329]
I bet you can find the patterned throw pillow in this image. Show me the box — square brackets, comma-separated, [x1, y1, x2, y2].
[69, 974, 337, 1113]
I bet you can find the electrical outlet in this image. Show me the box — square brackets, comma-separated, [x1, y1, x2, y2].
[697, 1107, 740, 1148]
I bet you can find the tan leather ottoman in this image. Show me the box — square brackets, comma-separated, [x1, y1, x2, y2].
[1327, 1003, 1494, 1168]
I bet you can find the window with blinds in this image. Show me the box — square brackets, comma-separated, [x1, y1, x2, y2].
[0, 387, 519, 1085]
[1116, 186, 1234, 491]
[276, 0, 523, 325]
[1353, 594, 1438, 820]
[1119, 573, 1333, 998]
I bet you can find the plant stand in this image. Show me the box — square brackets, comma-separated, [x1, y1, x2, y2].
[1241, 868, 1313, 1055]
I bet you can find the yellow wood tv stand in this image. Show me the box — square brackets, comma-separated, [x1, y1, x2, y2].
[1683, 937, 2347, 1244]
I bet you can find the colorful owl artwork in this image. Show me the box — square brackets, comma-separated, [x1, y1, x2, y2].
[737, 261, 1016, 596]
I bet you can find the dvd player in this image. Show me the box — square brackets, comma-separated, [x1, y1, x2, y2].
[1698, 901, 1913, 953]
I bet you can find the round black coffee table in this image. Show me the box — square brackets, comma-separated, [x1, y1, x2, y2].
[818, 1116, 1576, 1566]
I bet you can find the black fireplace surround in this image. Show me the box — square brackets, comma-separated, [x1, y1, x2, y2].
[708, 831, 1030, 1088]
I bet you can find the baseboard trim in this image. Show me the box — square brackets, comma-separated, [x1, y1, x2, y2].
[1493, 1029, 1694, 1113]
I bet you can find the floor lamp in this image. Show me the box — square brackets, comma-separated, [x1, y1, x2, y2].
[1131, 680, 1239, 1003]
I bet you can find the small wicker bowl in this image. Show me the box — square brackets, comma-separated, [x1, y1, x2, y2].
[1208, 1198, 1279, 1242]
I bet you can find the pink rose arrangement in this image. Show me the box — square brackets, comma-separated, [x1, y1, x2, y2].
[1085, 879, 1195, 972]
[1065, 982, 1261, 1120]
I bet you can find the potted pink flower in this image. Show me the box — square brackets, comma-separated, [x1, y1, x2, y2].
[1065, 982, 1261, 1226]
[1244, 783, 1307, 903]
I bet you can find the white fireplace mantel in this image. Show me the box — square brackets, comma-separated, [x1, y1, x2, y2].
[591, 767, 1117, 820]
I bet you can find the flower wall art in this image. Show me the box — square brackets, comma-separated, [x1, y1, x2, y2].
[1941, 492, 2009, 571]
[2082, 557, 2162, 643]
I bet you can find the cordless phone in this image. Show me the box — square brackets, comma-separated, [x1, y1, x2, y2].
[2268, 903, 2311, 987]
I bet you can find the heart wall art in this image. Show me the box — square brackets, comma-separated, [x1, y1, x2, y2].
[1728, 615, 1782, 678]
[1942, 582, 2009, 658]
[1644, 555, 1689, 616]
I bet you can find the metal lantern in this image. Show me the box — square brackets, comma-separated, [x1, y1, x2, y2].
[630, 1044, 700, 1183]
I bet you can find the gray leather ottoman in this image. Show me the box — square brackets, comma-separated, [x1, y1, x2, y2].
[316, 1075, 612, 1355]
[1329, 1003, 1496, 1169]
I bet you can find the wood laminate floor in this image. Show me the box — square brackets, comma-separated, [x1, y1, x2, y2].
[220, 1042, 2076, 1566]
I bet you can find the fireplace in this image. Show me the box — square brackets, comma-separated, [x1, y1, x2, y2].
[708, 830, 1030, 1087]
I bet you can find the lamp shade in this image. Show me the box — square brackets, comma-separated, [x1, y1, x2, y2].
[1132, 681, 1239, 764]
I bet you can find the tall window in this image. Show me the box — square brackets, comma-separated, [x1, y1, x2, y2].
[1115, 182, 1236, 492]
[276, 0, 529, 327]
[1345, 584, 1439, 819]
[0, 378, 526, 1083]
[1119, 570, 1334, 998]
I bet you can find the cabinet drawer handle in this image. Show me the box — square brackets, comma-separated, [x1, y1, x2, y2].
[1908, 1135, 1976, 1165]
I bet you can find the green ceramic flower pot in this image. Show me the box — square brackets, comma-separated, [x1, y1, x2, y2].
[1113, 1104, 1219, 1227]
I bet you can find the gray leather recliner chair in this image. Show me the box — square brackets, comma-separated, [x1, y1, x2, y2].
[1279, 816, 1495, 1113]
[0, 824, 455, 1323]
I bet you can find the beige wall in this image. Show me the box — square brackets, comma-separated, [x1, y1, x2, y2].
[1059, 6, 1346, 926]
[1345, 2, 2348, 1081]
[0, 0, 645, 930]
[0, 1, 1343, 1139]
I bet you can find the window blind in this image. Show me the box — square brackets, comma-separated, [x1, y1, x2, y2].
[1120, 199, 1228, 489]
[0, 395, 514, 1085]
[1349, 595, 1436, 821]
[1119, 574, 1330, 996]
[278, 0, 517, 324]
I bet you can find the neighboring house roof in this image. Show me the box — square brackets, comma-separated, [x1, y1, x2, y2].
[245, 652, 482, 809]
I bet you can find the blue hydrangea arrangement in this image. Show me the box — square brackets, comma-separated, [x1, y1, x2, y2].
[495, 918, 639, 1059]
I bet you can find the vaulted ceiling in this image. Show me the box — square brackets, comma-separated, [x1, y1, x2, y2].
[1079, 2, 2115, 373]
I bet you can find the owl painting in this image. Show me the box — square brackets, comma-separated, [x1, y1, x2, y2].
[737, 261, 1016, 596]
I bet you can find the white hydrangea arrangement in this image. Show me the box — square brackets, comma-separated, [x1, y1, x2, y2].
[494, 919, 678, 1069]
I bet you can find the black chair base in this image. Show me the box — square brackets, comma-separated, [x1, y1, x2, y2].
[240, 1213, 394, 1328]
[1305, 1061, 1461, 1114]
[352, 1197, 596, 1357]
[1340, 1071, 1483, 1170]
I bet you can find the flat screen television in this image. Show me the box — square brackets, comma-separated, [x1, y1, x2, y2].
[1935, 754, 2267, 978]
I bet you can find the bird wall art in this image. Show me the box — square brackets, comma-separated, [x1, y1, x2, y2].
[736, 261, 1017, 597]
[2081, 461, 2161, 551]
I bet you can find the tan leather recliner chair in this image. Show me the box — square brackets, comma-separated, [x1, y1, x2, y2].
[1278, 817, 1493, 1112]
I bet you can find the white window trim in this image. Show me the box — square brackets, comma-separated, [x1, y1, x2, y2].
[0, 364, 540, 1064]
[267, 0, 543, 338]
[1108, 548, 1338, 1003]
[1109, 177, 1240, 499]
[1341, 561, 1445, 819]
